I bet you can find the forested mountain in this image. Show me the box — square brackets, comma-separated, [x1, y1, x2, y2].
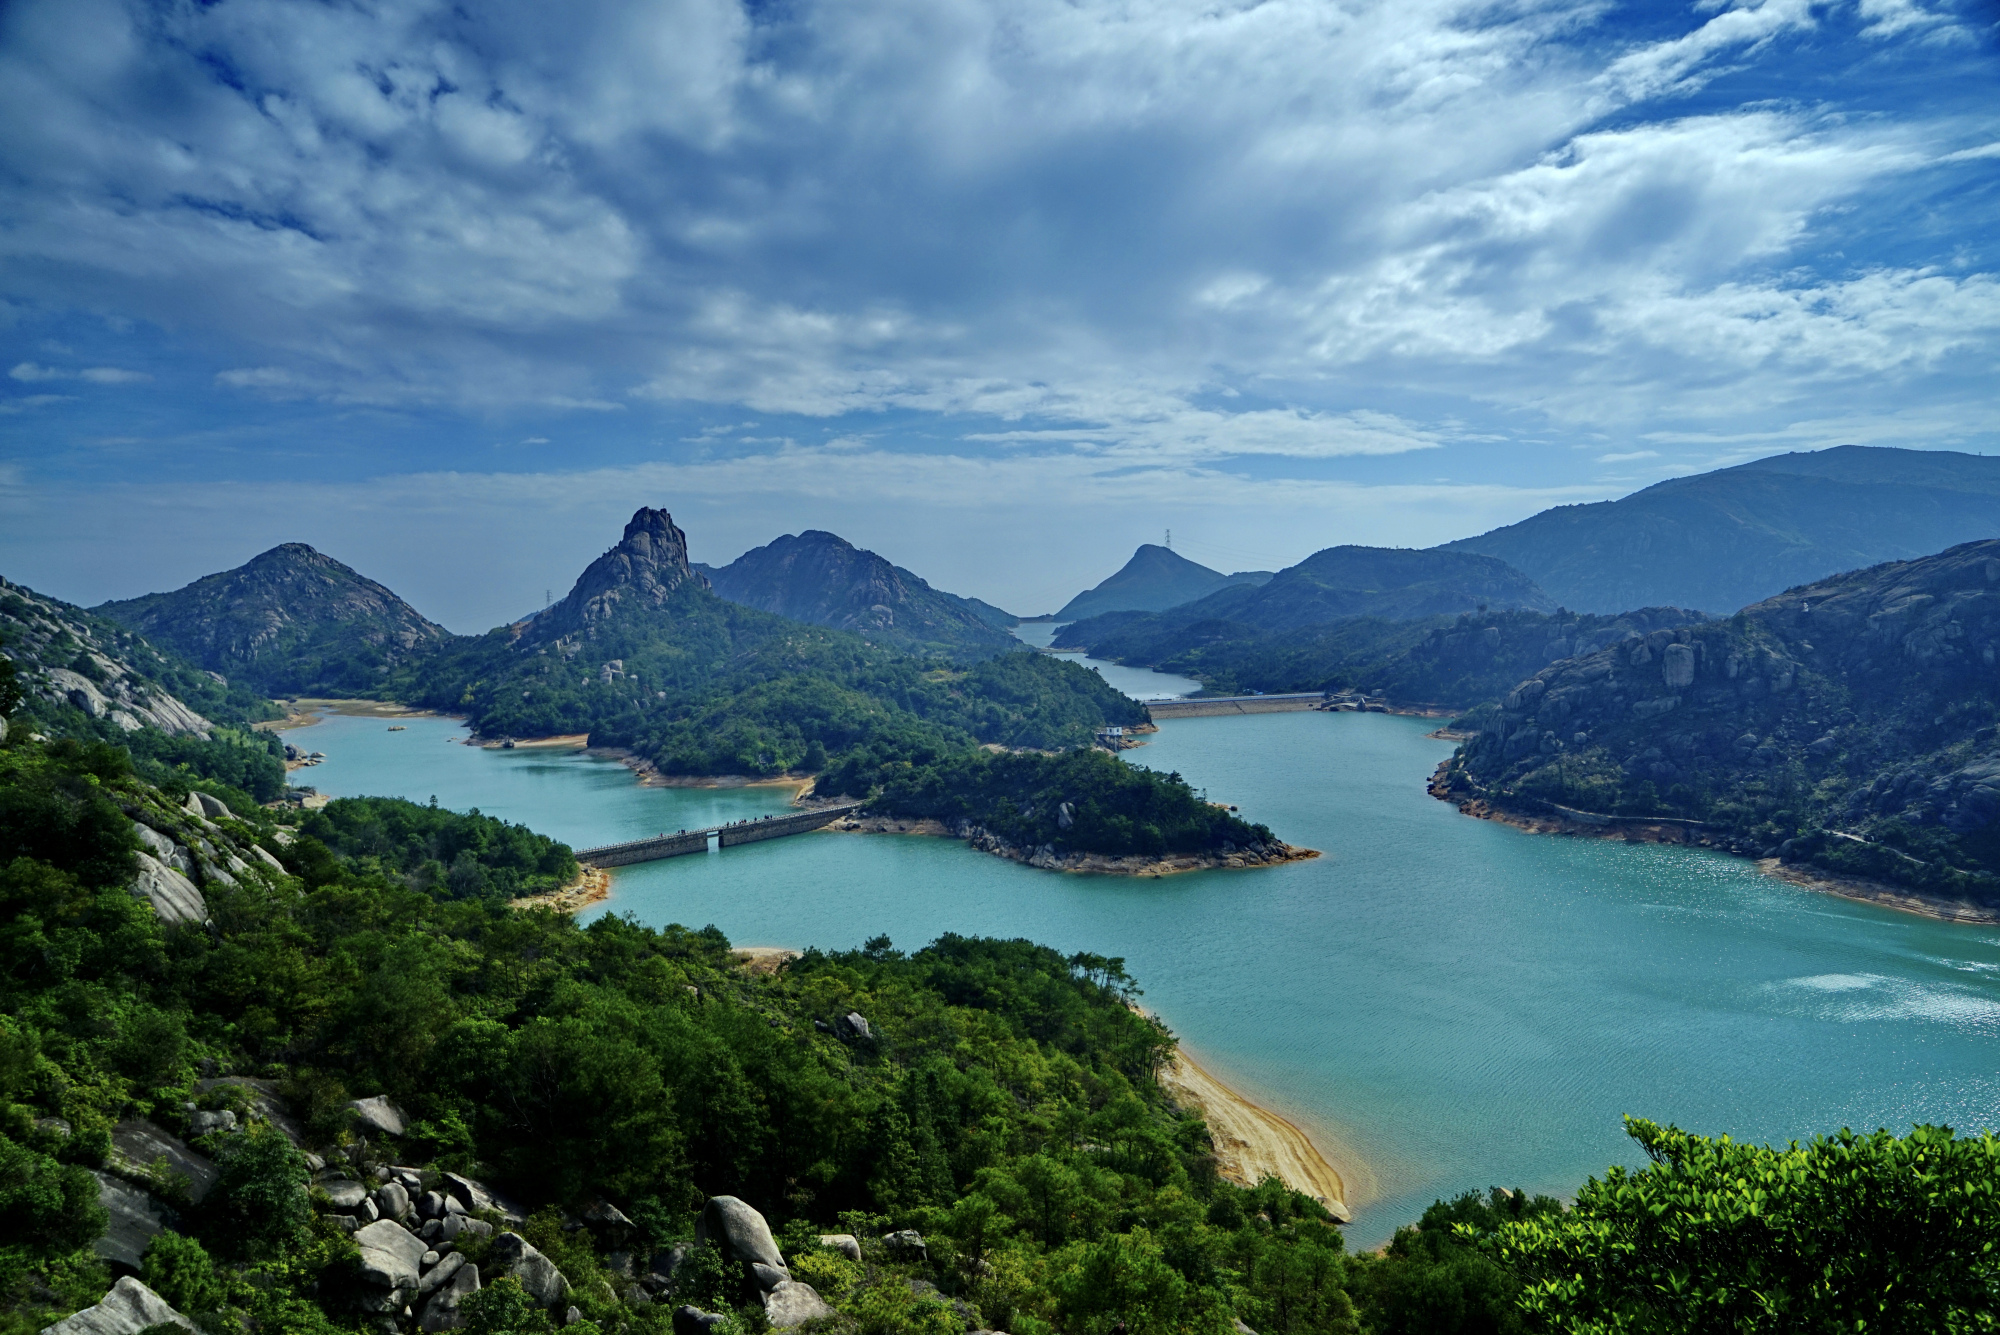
[700, 529, 1019, 658]
[97, 543, 450, 697]
[1062, 605, 1706, 706]
[1441, 446, 2000, 614]
[1055, 545, 1272, 621]
[1442, 539, 2000, 900]
[1054, 546, 1555, 686]
[397, 508, 1145, 778]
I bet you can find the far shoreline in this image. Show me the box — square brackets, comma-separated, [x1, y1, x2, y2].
[1432, 761, 2000, 927]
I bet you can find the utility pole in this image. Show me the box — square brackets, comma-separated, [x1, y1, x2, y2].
[1165, 528, 1171, 550]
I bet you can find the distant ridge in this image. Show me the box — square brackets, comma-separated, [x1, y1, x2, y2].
[703, 530, 1018, 658]
[96, 543, 449, 696]
[1441, 446, 2000, 614]
[1056, 545, 1273, 621]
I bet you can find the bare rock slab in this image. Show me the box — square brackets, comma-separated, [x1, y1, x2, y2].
[39, 1278, 194, 1335]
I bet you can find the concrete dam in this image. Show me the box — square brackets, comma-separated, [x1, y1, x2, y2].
[574, 801, 866, 868]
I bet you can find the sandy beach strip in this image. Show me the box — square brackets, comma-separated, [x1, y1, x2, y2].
[1160, 1048, 1357, 1222]
[509, 865, 611, 914]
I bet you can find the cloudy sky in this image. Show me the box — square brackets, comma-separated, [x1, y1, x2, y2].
[1, 0, 1995, 628]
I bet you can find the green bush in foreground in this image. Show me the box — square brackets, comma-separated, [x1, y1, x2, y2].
[1495, 1118, 2000, 1333]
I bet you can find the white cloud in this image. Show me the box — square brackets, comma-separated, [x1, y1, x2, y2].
[1596, 450, 1659, 462]
[8, 362, 61, 382]
[78, 366, 149, 383]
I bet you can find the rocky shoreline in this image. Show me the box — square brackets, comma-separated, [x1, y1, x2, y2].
[823, 814, 1319, 876]
[508, 865, 611, 914]
[1430, 761, 2000, 926]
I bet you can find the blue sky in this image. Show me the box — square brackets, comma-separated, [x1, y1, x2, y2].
[1, 0, 1996, 628]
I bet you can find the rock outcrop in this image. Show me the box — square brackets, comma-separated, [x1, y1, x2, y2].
[347, 1095, 410, 1138]
[0, 577, 214, 737]
[109, 1120, 218, 1203]
[91, 1173, 169, 1271]
[38, 1278, 194, 1335]
[526, 509, 706, 645]
[489, 1232, 571, 1308]
[129, 852, 208, 929]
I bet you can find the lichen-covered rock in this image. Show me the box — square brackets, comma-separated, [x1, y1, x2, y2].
[817, 1234, 862, 1264]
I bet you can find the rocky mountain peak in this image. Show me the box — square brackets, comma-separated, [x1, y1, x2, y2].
[533, 507, 708, 640]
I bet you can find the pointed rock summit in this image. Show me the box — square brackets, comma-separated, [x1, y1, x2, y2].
[532, 508, 707, 641]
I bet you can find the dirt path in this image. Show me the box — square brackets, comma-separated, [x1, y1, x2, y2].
[1160, 1050, 1354, 1222]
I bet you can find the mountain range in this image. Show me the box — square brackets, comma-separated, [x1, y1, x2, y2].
[1442, 447, 2000, 614]
[96, 543, 449, 697]
[698, 530, 1019, 658]
[1055, 545, 1273, 621]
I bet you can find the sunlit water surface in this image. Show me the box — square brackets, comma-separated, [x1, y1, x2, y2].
[1010, 621, 1200, 700]
[290, 708, 2000, 1246]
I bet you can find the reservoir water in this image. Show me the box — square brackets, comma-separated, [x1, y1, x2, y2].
[289, 708, 2000, 1246]
[1011, 621, 1201, 700]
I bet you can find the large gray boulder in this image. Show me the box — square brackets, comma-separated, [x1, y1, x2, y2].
[195, 1076, 307, 1146]
[696, 1196, 784, 1270]
[131, 824, 195, 877]
[353, 1219, 429, 1290]
[90, 1173, 167, 1271]
[489, 1233, 571, 1308]
[420, 1264, 480, 1332]
[128, 853, 208, 929]
[417, 1252, 467, 1298]
[817, 1234, 862, 1263]
[109, 1121, 217, 1203]
[763, 1281, 835, 1329]
[38, 1278, 194, 1335]
[376, 1181, 412, 1221]
[346, 1096, 409, 1138]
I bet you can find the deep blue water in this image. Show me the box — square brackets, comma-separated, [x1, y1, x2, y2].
[289, 708, 2000, 1246]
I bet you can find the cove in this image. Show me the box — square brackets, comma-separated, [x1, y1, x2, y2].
[1010, 621, 1201, 700]
[286, 708, 2000, 1247]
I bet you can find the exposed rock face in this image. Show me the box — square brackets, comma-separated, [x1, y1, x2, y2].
[346, 1095, 410, 1137]
[528, 509, 706, 644]
[0, 578, 214, 737]
[109, 1120, 217, 1202]
[96, 542, 449, 696]
[817, 1234, 862, 1263]
[129, 853, 208, 928]
[38, 1278, 194, 1335]
[91, 1173, 168, 1271]
[703, 530, 1017, 658]
[488, 1233, 571, 1308]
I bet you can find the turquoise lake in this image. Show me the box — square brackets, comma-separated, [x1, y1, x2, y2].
[287, 707, 2000, 1246]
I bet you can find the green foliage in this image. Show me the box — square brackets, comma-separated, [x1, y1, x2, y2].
[825, 747, 1274, 856]
[140, 1232, 225, 1317]
[1495, 1118, 2000, 1332]
[209, 1124, 313, 1259]
[461, 1276, 557, 1335]
[0, 1134, 105, 1255]
[390, 583, 1144, 782]
[298, 797, 577, 902]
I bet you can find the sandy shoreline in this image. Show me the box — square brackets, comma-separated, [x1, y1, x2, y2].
[1160, 1049, 1358, 1222]
[258, 697, 460, 731]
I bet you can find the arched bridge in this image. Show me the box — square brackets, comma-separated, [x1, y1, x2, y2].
[574, 801, 865, 868]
